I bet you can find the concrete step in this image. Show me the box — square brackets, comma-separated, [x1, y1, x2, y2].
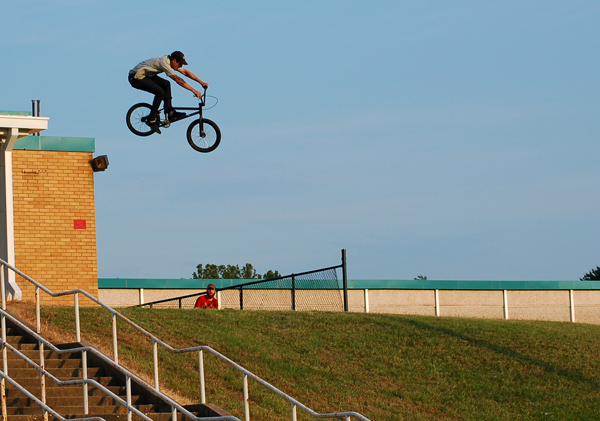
[8, 413, 203, 421]
[5, 335, 38, 344]
[8, 348, 81, 360]
[6, 393, 146, 408]
[6, 403, 155, 416]
[7, 366, 103, 379]
[6, 384, 127, 397]
[8, 375, 121, 389]
[5, 358, 83, 369]
[6, 342, 43, 351]
[2, 318, 231, 420]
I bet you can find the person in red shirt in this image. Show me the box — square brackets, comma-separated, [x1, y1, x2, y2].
[194, 283, 218, 309]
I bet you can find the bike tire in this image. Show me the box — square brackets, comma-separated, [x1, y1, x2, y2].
[126, 103, 155, 137]
[186, 119, 221, 153]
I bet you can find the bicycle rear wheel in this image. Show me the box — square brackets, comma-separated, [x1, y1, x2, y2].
[126, 103, 154, 136]
[187, 119, 221, 153]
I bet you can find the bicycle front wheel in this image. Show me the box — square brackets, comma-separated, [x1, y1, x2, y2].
[187, 119, 221, 153]
[126, 103, 154, 136]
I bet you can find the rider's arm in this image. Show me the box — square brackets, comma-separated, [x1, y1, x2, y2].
[179, 68, 209, 89]
[169, 74, 203, 98]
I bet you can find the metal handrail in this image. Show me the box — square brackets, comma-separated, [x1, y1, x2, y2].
[0, 310, 239, 421]
[0, 258, 371, 421]
[0, 370, 106, 421]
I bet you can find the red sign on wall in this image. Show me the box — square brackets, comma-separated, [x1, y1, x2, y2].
[74, 220, 86, 229]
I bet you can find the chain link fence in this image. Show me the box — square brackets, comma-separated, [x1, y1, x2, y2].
[136, 264, 345, 312]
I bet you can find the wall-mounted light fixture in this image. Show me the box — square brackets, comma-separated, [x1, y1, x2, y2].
[91, 155, 109, 172]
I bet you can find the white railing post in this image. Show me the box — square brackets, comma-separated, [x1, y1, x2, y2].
[39, 340, 47, 421]
[35, 286, 41, 334]
[435, 290, 440, 316]
[1, 265, 7, 421]
[153, 339, 159, 391]
[291, 402, 297, 421]
[112, 313, 118, 364]
[570, 290, 576, 323]
[364, 289, 369, 313]
[126, 374, 132, 421]
[74, 292, 81, 342]
[199, 349, 206, 403]
[503, 290, 509, 320]
[243, 373, 250, 421]
[82, 350, 89, 414]
[172, 406, 177, 421]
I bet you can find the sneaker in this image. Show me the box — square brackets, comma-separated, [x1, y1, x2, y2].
[144, 114, 159, 124]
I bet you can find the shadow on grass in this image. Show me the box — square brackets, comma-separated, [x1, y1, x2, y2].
[404, 318, 600, 390]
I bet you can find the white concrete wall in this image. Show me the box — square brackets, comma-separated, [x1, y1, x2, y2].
[98, 288, 600, 325]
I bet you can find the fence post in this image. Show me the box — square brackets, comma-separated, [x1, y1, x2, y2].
[503, 290, 509, 320]
[364, 289, 369, 313]
[570, 290, 575, 323]
[239, 287, 244, 310]
[435, 290, 440, 316]
[342, 249, 348, 312]
[291, 275, 296, 311]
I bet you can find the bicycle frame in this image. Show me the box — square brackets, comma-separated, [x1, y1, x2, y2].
[161, 87, 207, 128]
[127, 86, 220, 152]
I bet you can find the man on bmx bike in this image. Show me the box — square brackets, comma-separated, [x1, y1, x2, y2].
[128, 51, 208, 134]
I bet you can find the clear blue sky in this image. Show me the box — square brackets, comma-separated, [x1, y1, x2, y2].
[3, 1, 599, 280]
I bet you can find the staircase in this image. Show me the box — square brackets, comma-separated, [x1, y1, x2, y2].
[2, 314, 232, 420]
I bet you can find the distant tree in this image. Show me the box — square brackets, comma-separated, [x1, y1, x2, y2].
[193, 263, 280, 280]
[580, 266, 600, 281]
[263, 270, 281, 280]
[414, 275, 427, 280]
[193, 264, 221, 279]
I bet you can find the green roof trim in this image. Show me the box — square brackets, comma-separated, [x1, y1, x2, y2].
[13, 136, 95, 152]
[0, 111, 32, 116]
[99, 278, 240, 289]
[98, 278, 600, 290]
[347, 280, 600, 290]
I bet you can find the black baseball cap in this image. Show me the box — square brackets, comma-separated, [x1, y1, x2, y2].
[170, 51, 188, 65]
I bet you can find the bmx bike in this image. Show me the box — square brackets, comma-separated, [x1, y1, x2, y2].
[126, 88, 221, 153]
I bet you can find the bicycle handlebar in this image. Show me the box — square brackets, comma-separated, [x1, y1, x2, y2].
[198, 86, 207, 105]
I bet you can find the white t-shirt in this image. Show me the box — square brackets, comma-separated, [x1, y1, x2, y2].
[129, 55, 179, 80]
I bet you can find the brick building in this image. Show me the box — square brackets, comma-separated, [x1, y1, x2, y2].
[1, 113, 100, 305]
[12, 138, 99, 304]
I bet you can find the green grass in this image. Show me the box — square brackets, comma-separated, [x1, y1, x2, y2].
[29, 306, 600, 420]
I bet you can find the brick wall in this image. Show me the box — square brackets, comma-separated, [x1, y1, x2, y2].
[11, 150, 98, 305]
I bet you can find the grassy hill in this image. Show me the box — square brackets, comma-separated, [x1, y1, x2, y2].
[14, 304, 600, 420]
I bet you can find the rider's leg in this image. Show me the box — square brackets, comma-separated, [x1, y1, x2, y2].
[129, 75, 170, 121]
[152, 77, 173, 113]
